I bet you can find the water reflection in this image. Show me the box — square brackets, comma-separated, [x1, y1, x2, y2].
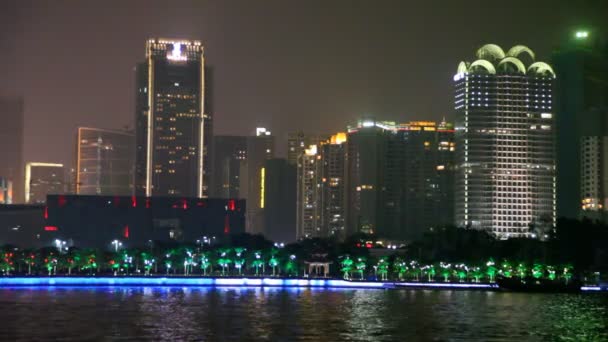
[0, 287, 606, 341]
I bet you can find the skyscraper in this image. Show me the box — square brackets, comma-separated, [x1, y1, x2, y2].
[296, 144, 322, 239]
[243, 128, 274, 234]
[580, 136, 608, 223]
[454, 44, 556, 239]
[75, 127, 134, 196]
[319, 133, 347, 238]
[398, 121, 455, 239]
[135, 39, 211, 198]
[0, 97, 24, 203]
[287, 131, 328, 166]
[553, 30, 608, 220]
[210, 135, 247, 198]
[264, 158, 296, 242]
[25, 162, 65, 204]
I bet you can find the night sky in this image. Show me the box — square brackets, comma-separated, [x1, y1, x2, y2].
[0, 0, 606, 166]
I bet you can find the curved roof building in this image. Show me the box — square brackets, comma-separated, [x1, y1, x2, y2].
[454, 44, 556, 239]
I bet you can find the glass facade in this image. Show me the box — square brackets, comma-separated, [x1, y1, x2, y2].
[76, 127, 134, 196]
[454, 44, 556, 239]
[25, 163, 65, 204]
[135, 39, 210, 198]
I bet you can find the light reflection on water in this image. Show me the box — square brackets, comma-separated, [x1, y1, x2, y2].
[0, 287, 606, 341]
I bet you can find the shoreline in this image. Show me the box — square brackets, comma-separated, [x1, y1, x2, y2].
[1, 276, 603, 291]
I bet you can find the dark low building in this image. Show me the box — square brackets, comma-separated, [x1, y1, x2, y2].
[0, 204, 46, 248]
[44, 195, 245, 248]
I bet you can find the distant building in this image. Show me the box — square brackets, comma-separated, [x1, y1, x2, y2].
[553, 30, 608, 220]
[210, 135, 247, 198]
[346, 120, 454, 240]
[25, 163, 65, 204]
[75, 127, 134, 196]
[319, 133, 348, 238]
[0, 97, 24, 203]
[263, 158, 296, 242]
[296, 144, 322, 239]
[454, 44, 556, 239]
[287, 131, 329, 166]
[398, 121, 455, 238]
[580, 136, 608, 223]
[0, 177, 13, 204]
[243, 128, 274, 234]
[43, 195, 245, 248]
[135, 38, 211, 198]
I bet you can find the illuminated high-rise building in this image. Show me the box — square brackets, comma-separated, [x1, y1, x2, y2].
[319, 133, 347, 238]
[25, 162, 65, 204]
[75, 127, 134, 196]
[0, 177, 12, 204]
[346, 120, 453, 240]
[580, 136, 608, 223]
[287, 131, 329, 166]
[243, 128, 275, 234]
[454, 44, 556, 239]
[135, 39, 211, 198]
[553, 30, 608, 219]
[210, 135, 247, 198]
[296, 145, 321, 239]
[0, 97, 24, 203]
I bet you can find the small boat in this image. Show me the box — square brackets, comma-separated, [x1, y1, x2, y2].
[496, 275, 581, 293]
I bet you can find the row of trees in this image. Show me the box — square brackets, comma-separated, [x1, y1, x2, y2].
[0, 244, 575, 283]
[1, 218, 605, 282]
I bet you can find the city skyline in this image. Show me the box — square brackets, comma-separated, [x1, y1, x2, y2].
[1, 1, 606, 167]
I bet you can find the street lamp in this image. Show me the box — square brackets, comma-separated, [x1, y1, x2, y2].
[112, 239, 123, 252]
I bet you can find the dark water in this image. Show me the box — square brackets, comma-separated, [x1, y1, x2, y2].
[0, 287, 607, 341]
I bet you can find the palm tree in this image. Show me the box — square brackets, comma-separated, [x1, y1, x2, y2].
[340, 256, 354, 280]
[355, 257, 366, 280]
[200, 252, 212, 276]
[376, 257, 389, 281]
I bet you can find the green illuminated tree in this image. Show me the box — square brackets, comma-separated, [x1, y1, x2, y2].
[251, 251, 265, 276]
[546, 265, 556, 281]
[217, 248, 232, 275]
[485, 259, 497, 282]
[408, 261, 421, 281]
[500, 260, 513, 278]
[455, 264, 468, 282]
[471, 267, 483, 283]
[439, 262, 452, 282]
[532, 263, 544, 279]
[516, 263, 527, 278]
[340, 256, 354, 280]
[562, 264, 573, 283]
[355, 257, 367, 280]
[269, 256, 279, 276]
[393, 257, 407, 281]
[376, 257, 389, 281]
[199, 252, 212, 276]
[234, 248, 247, 275]
[284, 254, 298, 276]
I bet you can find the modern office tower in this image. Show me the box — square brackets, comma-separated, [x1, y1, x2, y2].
[345, 120, 454, 240]
[0, 177, 12, 204]
[553, 30, 608, 219]
[0, 97, 24, 203]
[454, 44, 556, 239]
[242, 128, 274, 234]
[75, 127, 134, 196]
[296, 145, 322, 239]
[210, 135, 247, 198]
[263, 158, 296, 242]
[399, 121, 456, 239]
[287, 131, 329, 166]
[25, 163, 65, 204]
[319, 133, 347, 238]
[135, 38, 211, 198]
[580, 136, 608, 223]
[346, 120, 394, 238]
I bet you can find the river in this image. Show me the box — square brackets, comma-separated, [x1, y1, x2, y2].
[0, 287, 606, 341]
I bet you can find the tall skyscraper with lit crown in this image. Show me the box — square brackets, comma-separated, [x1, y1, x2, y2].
[454, 44, 556, 239]
[135, 39, 211, 198]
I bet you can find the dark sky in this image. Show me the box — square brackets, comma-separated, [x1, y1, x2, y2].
[0, 0, 606, 166]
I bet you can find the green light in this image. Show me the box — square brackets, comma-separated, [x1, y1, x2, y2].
[575, 31, 589, 39]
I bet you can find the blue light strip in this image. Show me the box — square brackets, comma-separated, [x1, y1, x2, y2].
[0, 278, 601, 291]
[394, 282, 498, 289]
[0, 277, 387, 288]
